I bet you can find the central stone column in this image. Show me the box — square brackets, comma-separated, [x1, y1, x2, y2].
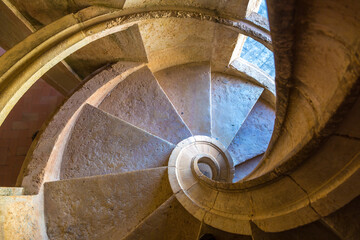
[168, 135, 234, 187]
[167, 135, 235, 226]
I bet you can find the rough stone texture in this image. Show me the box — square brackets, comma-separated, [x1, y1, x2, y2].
[123, 196, 201, 240]
[11, 0, 261, 28]
[45, 167, 172, 240]
[323, 195, 360, 240]
[211, 73, 263, 147]
[19, 62, 144, 194]
[199, 223, 252, 240]
[233, 154, 263, 182]
[211, 25, 240, 70]
[65, 25, 148, 78]
[250, 221, 340, 240]
[0, 194, 46, 239]
[139, 18, 215, 72]
[228, 99, 275, 165]
[99, 66, 192, 144]
[0, 187, 24, 196]
[124, 0, 260, 19]
[155, 62, 211, 136]
[61, 104, 174, 179]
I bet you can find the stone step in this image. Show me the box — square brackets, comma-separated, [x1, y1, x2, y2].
[233, 154, 264, 182]
[0, 187, 24, 196]
[45, 167, 173, 240]
[228, 98, 275, 166]
[98, 66, 192, 145]
[123, 195, 201, 240]
[211, 73, 264, 148]
[154, 62, 211, 136]
[65, 24, 148, 79]
[0, 194, 45, 239]
[61, 104, 175, 179]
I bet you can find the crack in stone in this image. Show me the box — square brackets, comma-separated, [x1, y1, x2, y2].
[285, 174, 325, 220]
[333, 133, 360, 141]
[285, 175, 343, 239]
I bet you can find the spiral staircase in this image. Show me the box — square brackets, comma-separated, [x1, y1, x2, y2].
[1, 0, 360, 239]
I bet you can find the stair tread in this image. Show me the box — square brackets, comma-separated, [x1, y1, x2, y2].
[233, 154, 264, 182]
[65, 25, 148, 78]
[61, 104, 174, 179]
[155, 62, 211, 136]
[0, 187, 24, 196]
[98, 66, 192, 144]
[211, 73, 264, 148]
[228, 99, 275, 166]
[123, 195, 201, 240]
[45, 167, 172, 240]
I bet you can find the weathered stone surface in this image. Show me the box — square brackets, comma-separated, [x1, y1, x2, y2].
[233, 154, 263, 182]
[124, 0, 260, 19]
[0, 187, 24, 196]
[250, 221, 340, 240]
[323, 195, 360, 240]
[228, 99, 274, 165]
[139, 18, 215, 72]
[19, 61, 144, 194]
[45, 167, 172, 240]
[211, 25, 240, 70]
[155, 62, 211, 136]
[65, 25, 148, 78]
[0, 195, 46, 239]
[61, 104, 174, 179]
[123, 196, 201, 240]
[211, 73, 263, 147]
[199, 223, 252, 240]
[99, 66, 192, 144]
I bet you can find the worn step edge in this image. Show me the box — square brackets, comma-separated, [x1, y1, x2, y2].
[46, 166, 169, 185]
